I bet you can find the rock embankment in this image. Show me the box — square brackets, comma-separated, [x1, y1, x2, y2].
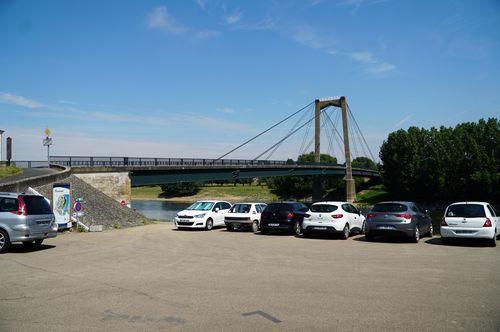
[35, 175, 149, 230]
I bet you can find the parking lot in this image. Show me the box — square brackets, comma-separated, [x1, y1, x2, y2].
[1, 223, 499, 331]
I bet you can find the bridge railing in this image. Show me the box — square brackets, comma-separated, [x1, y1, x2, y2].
[1, 161, 50, 168]
[49, 156, 295, 168]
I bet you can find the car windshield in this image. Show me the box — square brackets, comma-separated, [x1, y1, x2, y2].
[446, 204, 486, 218]
[187, 201, 214, 211]
[311, 204, 338, 213]
[229, 204, 252, 213]
[372, 203, 408, 213]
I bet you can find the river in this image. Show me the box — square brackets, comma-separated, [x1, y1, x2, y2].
[131, 200, 189, 222]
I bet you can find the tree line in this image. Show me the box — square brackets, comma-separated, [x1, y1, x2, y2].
[379, 118, 499, 203]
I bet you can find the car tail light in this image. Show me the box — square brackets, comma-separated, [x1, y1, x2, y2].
[441, 217, 448, 226]
[304, 213, 311, 218]
[10, 195, 27, 216]
[331, 214, 343, 219]
[395, 213, 412, 220]
[483, 218, 492, 227]
[287, 212, 294, 219]
[367, 213, 377, 219]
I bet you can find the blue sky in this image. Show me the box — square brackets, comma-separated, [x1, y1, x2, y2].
[1, 0, 499, 161]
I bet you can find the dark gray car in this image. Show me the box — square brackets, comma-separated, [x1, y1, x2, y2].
[364, 201, 433, 243]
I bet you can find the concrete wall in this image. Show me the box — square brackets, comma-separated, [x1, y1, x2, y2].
[75, 172, 131, 205]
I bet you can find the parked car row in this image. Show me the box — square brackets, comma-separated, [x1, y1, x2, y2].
[174, 200, 500, 247]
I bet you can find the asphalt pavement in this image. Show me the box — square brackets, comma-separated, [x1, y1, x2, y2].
[0, 167, 56, 185]
[0, 224, 499, 331]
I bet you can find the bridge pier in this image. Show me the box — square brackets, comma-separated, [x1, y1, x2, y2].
[75, 172, 131, 206]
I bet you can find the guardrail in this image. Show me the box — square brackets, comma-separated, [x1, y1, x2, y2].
[50, 156, 343, 168]
[0, 161, 49, 168]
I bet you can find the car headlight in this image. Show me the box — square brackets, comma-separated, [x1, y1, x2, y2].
[194, 213, 206, 218]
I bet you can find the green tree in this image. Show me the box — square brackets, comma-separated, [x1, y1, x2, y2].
[352, 157, 377, 170]
[160, 182, 201, 198]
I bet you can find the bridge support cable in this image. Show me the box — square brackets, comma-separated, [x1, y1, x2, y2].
[298, 107, 332, 157]
[215, 101, 314, 161]
[263, 104, 314, 160]
[323, 109, 346, 159]
[346, 103, 376, 162]
[252, 105, 332, 161]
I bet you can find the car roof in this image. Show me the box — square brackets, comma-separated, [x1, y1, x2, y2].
[0, 192, 19, 197]
[376, 201, 414, 205]
[232, 202, 267, 205]
[195, 200, 230, 203]
[312, 201, 348, 205]
[449, 202, 489, 206]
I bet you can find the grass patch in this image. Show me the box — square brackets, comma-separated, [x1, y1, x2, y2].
[0, 165, 22, 179]
[356, 184, 391, 205]
[132, 184, 278, 202]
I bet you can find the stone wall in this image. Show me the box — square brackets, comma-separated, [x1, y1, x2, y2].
[74, 172, 131, 205]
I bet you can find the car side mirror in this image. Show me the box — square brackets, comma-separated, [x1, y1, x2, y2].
[214, 207, 220, 212]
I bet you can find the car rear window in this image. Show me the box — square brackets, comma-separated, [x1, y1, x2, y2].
[230, 204, 252, 213]
[311, 204, 338, 213]
[264, 203, 293, 212]
[372, 203, 408, 213]
[446, 204, 486, 218]
[24, 196, 53, 215]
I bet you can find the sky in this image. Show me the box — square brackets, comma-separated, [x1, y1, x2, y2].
[0, 0, 499, 162]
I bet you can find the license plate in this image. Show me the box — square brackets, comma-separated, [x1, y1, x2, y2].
[233, 223, 241, 227]
[268, 223, 280, 227]
[180, 219, 190, 223]
[314, 227, 327, 230]
[378, 226, 394, 230]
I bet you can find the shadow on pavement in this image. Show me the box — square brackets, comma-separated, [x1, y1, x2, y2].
[425, 237, 495, 248]
[6, 244, 56, 254]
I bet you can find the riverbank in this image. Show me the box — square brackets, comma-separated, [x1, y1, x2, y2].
[132, 184, 279, 203]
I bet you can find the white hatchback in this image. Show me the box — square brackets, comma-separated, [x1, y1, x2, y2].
[224, 202, 267, 232]
[174, 200, 232, 230]
[440, 202, 499, 247]
[299, 201, 366, 239]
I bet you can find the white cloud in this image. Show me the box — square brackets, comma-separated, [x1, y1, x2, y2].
[224, 11, 242, 25]
[146, 6, 219, 39]
[233, 18, 277, 31]
[195, 0, 207, 10]
[217, 107, 234, 114]
[147, 6, 189, 34]
[350, 51, 395, 75]
[291, 25, 331, 50]
[0, 92, 45, 109]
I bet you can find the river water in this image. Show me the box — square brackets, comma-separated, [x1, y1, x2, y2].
[131, 200, 188, 222]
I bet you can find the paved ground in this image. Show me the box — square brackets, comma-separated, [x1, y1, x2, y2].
[1, 224, 499, 331]
[0, 167, 55, 184]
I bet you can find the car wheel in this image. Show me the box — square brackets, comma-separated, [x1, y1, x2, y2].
[252, 220, 259, 233]
[0, 229, 11, 254]
[489, 233, 497, 247]
[412, 226, 420, 243]
[205, 218, 213, 231]
[360, 221, 366, 235]
[22, 239, 44, 248]
[365, 233, 374, 242]
[226, 223, 233, 232]
[294, 222, 302, 236]
[427, 224, 433, 237]
[340, 224, 349, 240]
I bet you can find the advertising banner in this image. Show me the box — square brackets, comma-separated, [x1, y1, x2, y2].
[53, 184, 71, 228]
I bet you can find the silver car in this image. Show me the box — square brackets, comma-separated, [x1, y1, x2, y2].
[0, 192, 58, 253]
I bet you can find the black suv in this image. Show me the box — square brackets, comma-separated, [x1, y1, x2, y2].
[260, 202, 308, 234]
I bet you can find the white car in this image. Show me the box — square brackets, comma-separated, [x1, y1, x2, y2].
[440, 202, 499, 247]
[224, 202, 267, 232]
[299, 201, 366, 239]
[174, 200, 232, 230]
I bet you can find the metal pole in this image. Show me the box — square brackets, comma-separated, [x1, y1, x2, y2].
[340, 96, 356, 202]
[0, 130, 3, 163]
[312, 100, 322, 201]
